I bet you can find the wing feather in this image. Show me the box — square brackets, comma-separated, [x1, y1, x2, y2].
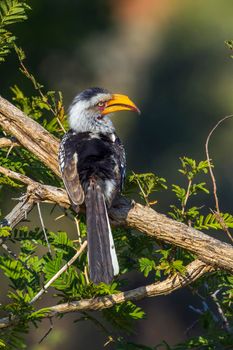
[59, 131, 84, 206]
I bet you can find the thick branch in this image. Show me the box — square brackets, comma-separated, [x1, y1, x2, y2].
[0, 166, 69, 208]
[1, 193, 34, 228]
[110, 200, 233, 274]
[0, 259, 213, 329]
[0, 96, 59, 176]
[0, 167, 69, 228]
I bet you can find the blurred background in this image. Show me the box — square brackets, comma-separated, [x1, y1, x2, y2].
[1, 0, 233, 348]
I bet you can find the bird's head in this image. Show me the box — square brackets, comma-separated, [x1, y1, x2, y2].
[68, 87, 140, 133]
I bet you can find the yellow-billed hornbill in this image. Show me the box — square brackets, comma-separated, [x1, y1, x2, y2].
[58, 87, 140, 284]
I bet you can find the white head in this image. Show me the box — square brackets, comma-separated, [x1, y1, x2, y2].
[68, 87, 140, 134]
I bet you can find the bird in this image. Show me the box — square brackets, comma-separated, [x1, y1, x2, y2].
[58, 87, 140, 284]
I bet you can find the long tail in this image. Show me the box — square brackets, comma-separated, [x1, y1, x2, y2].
[85, 181, 119, 284]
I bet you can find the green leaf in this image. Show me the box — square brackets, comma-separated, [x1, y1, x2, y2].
[0, 0, 30, 62]
[139, 257, 155, 277]
[195, 212, 233, 230]
[103, 301, 145, 334]
[171, 185, 186, 202]
[125, 171, 167, 205]
[172, 260, 185, 274]
[178, 157, 210, 180]
[0, 225, 11, 237]
[0, 0, 30, 26]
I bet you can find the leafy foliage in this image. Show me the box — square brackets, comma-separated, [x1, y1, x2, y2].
[139, 250, 185, 279]
[196, 212, 233, 230]
[168, 157, 233, 236]
[11, 85, 67, 135]
[103, 302, 145, 335]
[0, 74, 67, 187]
[125, 172, 167, 206]
[0, 0, 30, 62]
[0, 225, 11, 237]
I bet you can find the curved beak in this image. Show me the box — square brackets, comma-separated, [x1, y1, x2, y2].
[101, 94, 140, 116]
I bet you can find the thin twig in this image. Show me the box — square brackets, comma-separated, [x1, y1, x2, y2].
[132, 171, 150, 206]
[181, 179, 192, 215]
[205, 115, 233, 243]
[29, 240, 87, 304]
[104, 336, 115, 347]
[16, 50, 66, 134]
[37, 202, 52, 255]
[205, 115, 233, 213]
[74, 217, 82, 245]
[6, 144, 15, 158]
[38, 318, 53, 344]
[55, 213, 65, 221]
[211, 289, 231, 333]
[185, 318, 200, 336]
[84, 265, 90, 285]
[210, 209, 233, 243]
[80, 311, 116, 347]
[74, 218, 90, 284]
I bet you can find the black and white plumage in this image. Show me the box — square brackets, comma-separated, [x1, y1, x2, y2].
[58, 87, 139, 284]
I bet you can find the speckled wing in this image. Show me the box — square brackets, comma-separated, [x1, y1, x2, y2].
[58, 131, 84, 207]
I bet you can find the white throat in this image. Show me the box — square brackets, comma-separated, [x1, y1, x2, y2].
[68, 100, 115, 134]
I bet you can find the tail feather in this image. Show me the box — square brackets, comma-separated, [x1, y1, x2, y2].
[85, 181, 119, 284]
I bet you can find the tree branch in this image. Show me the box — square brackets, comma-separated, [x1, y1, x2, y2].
[0, 96, 59, 176]
[0, 259, 213, 329]
[0, 166, 70, 210]
[1, 192, 34, 228]
[0, 137, 19, 148]
[0, 167, 69, 232]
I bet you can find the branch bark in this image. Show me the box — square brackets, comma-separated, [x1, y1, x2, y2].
[0, 166, 69, 229]
[0, 96, 59, 176]
[0, 137, 19, 148]
[0, 259, 213, 329]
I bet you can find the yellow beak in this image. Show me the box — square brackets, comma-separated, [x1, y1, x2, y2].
[101, 94, 140, 116]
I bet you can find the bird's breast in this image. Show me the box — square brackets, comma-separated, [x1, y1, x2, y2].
[75, 131, 120, 189]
